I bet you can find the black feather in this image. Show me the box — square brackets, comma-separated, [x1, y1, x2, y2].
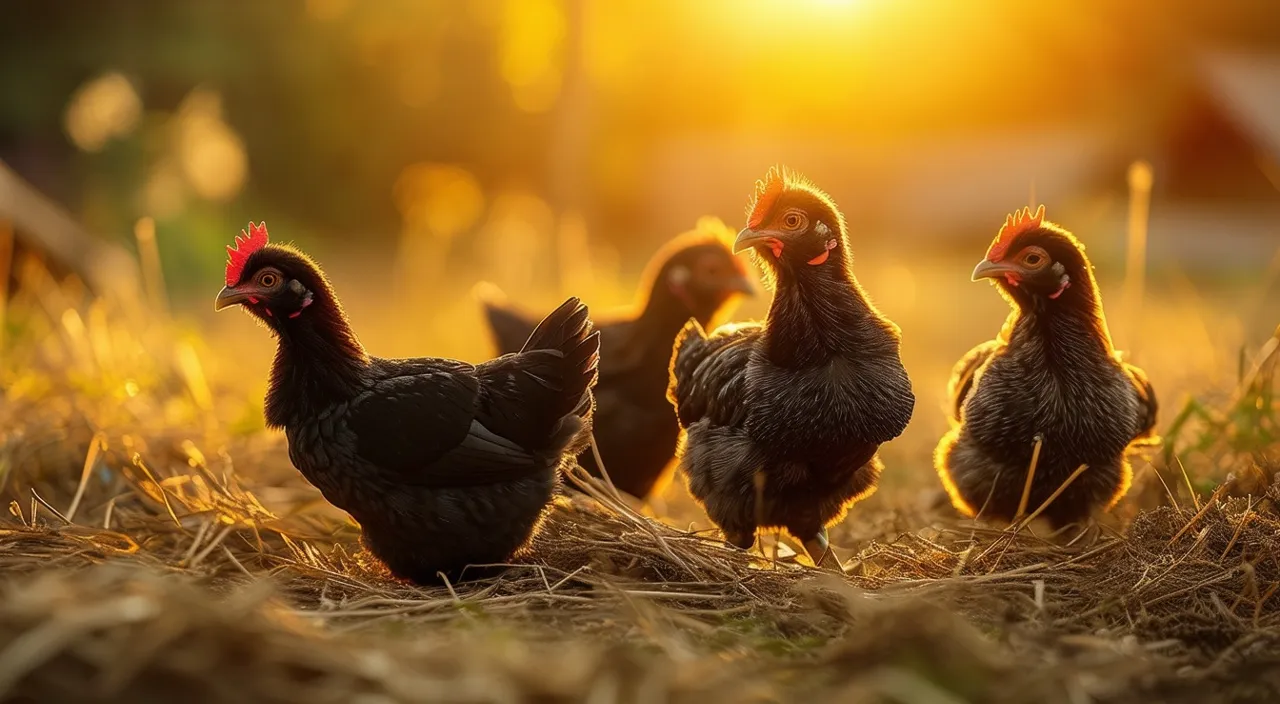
[667, 176, 914, 554]
[935, 221, 1159, 528]
[230, 244, 597, 583]
[946, 340, 999, 422]
[479, 237, 748, 498]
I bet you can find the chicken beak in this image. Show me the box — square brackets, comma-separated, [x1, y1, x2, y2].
[971, 259, 1019, 282]
[733, 228, 781, 255]
[214, 285, 252, 310]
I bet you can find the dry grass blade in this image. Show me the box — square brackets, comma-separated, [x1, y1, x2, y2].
[1228, 326, 1280, 408]
[1219, 502, 1255, 560]
[1145, 455, 1183, 510]
[1012, 464, 1089, 531]
[1123, 159, 1153, 357]
[563, 464, 702, 580]
[133, 216, 168, 317]
[1014, 435, 1044, 521]
[1167, 476, 1233, 547]
[1175, 455, 1202, 511]
[586, 432, 626, 506]
[27, 490, 68, 526]
[63, 433, 105, 524]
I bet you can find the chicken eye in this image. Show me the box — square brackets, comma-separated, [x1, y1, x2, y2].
[259, 272, 280, 288]
[782, 212, 806, 230]
[1023, 253, 1044, 267]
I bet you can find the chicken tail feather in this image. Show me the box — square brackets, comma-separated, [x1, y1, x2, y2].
[523, 297, 601, 423]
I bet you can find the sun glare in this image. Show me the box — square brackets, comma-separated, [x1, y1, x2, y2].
[716, 0, 878, 40]
[798, 0, 871, 16]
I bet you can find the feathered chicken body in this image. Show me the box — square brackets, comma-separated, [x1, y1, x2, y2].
[935, 207, 1158, 528]
[215, 223, 600, 583]
[668, 169, 914, 565]
[480, 224, 752, 498]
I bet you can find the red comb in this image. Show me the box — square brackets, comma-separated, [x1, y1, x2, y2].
[987, 205, 1046, 261]
[747, 167, 786, 229]
[225, 221, 269, 285]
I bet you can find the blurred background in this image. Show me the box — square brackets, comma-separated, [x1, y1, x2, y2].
[3, 0, 1280, 494]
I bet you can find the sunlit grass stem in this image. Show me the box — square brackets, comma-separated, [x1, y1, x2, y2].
[1014, 435, 1044, 521]
[1124, 161, 1153, 357]
[135, 216, 168, 317]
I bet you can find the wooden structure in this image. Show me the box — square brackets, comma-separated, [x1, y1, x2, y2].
[0, 159, 140, 302]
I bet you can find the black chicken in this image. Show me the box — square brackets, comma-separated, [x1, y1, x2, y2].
[479, 222, 753, 499]
[667, 168, 914, 567]
[935, 206, 1158, 529]
[214, 222, 600, 583]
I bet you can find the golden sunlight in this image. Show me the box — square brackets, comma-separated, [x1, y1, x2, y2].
[63, 72, 141, 153]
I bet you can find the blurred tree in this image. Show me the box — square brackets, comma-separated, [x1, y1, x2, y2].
[0, 1, 555, 236]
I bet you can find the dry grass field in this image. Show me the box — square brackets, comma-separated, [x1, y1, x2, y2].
[1, 239, 1279, 703]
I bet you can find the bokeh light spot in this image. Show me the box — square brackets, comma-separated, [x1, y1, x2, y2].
[500, 0, 565, 112]
[175, 89, 248, 202]
[63, 72, 141, 153]
[394, 163, 485, 240]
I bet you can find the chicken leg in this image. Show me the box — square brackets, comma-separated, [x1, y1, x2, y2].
[802, 527, 842, 572]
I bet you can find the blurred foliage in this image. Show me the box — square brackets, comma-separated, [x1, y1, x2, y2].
[1162, 330, 1280, 496]
[1, 0, 558, 301]
[2, 0, 1280, 304]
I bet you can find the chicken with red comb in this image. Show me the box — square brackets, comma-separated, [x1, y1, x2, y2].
[935, 207, 1158, 529]
[667, 168, 914, 568]
[215, 223, 600, 583]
